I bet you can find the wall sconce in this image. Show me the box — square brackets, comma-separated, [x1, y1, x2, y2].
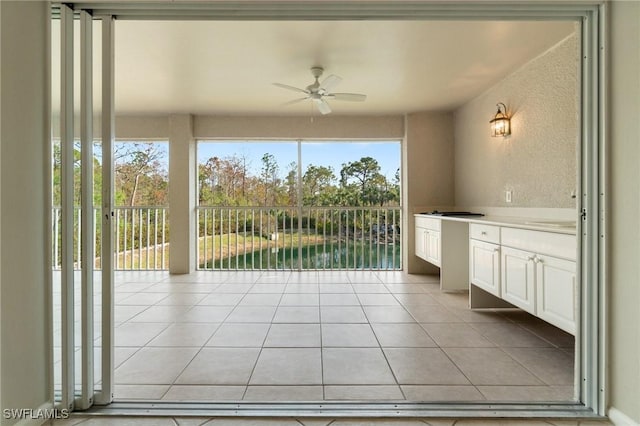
[490, 102, 511, 137]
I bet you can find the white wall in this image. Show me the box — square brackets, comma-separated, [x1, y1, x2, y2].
[0, 1, 51, 424]
[454, 32, 579, 209]
[608, 1, 640, 424]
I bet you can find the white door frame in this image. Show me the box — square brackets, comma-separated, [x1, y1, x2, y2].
[56, 0, 607, 418]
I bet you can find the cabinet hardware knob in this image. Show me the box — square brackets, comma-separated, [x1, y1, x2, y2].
[527, 256, 535, 262]
[493, 248, 500, 253]
[481, 231, 487, 235]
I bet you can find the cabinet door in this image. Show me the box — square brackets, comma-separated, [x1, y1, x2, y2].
[501, 246, 536, 314]
[536, 255, 577, 335]
[469, 239, 500, 296]
[425, 230, 441, 267]
[415, 227, 428, 261]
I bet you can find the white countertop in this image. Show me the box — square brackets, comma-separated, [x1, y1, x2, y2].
[414, 213, 577, 235]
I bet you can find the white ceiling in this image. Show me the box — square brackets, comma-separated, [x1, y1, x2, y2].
[53, 20, 576, 115]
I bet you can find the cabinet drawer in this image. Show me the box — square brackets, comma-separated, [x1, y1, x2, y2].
[470, 223, 500, 244]
[501, 227, 576, 261]
[415, 216, 441, 231]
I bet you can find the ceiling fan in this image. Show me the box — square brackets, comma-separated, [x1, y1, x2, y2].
[273, 66, 367, 115]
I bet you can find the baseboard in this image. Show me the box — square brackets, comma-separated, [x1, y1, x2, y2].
[609, 407, 640, 426]
[11, 401, 67, 426]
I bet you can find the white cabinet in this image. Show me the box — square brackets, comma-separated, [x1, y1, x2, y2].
[501, 246, 536, 314]
[535, 254, 577, 335]
[415, 216, 441, 267]
[415, 227, 427, 260]
[469, 239, 501, 297]
[425, 229, 441, 266]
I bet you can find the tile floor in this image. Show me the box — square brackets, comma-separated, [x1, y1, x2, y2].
[50, 415, 613, 425]
[53, 270, 576, 403]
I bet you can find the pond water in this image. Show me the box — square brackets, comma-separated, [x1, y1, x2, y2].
[209, 241, 401, 270]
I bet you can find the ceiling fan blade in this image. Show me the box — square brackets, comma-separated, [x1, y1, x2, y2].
[273, 83, 309, 94]
[281, 97, 309, 106]
[313, 98, 332, 115]
[329, 93, 367, 102]
[319, 74, 342, 92]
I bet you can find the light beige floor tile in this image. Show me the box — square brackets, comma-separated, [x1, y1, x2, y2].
[115, 347, 141, 368]
[178, 306, 234, 323]
[322, 323, 379, 347]
[207, 323, 271, 347]
[175, 348, 261, 385]
[70, 418, 178, 425]
[128, 305, 191, 322]
[320, 293, 361, 306]
[404, 305, 462, 323]
[279, 293, 320, 306]
[198, 293, 245, 306]
[285, 284, 320, 293]
[393, 293, 439, 304]
[249, 284, 287, 293]
[249, 348, 322, 385]
[371, 323, 437, 347]
[470, 323, 554, 347]
[502, 347, 574, 385]
[363, 306, 415, 323]
[264, 323, 321, 347]
[322, 348, 396, 385]
[115, 347, 199, 384]
[383, 348, 469, 385]
[238, 293, 283, 306]
[214, 283, 254, 293]
[115, 322, 170, 346]
[225, 306, 277, 323]
[117, 292, 169, 305]
[330, 420, 429, 426]
[478, 385, 575, 402]
[273, 306, 320, 323]
[444, 348, 544, 386]
[113, 384, 170, 399]
[321, 306, 368, 323]
[421, 323, 495, 348]
[428, 292, 470, 309]
[243, 385, 323, 401]
[155, 293, 208, 306]
[346, 273, 383, 284]
[357, 293, 400, 305]
[50, 416, 90, 425]
[319, 283, 355, 293]
[162, 385, 246, 400]
[174, 418, 213, 426]
[384, 284, 430, 294]
[445, 307, 509, 323]
[351, 284, 390, 294]
[148, 323, 220, 347]
[206, 418, 301, 425]
[519, 321, 575, 348]
[114, 305, 149, 322]
[401, 385, 485, 401]
[324, 385, 404, 400]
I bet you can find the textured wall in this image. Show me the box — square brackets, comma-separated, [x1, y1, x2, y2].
[403, 111, 455, 273]
[454, 31, 579, 208]
[1, 1, 51, 422]
[608, 1, 640, 423]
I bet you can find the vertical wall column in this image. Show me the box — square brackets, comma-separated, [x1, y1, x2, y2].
[169, 114, 196, 274]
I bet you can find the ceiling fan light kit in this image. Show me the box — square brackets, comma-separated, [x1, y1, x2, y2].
[274, 66, 367, 115]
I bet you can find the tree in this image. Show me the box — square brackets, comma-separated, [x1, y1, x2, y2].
[259, 153, 280, 206]
[340, 157, 384, 206]
[115, 142, 167, 206]
[303, 165, 335, 206]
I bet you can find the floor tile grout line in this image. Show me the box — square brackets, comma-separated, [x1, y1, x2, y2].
[356, 281, 408, 401]
[241, 282, 286, 399]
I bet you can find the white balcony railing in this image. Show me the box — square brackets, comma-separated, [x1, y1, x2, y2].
[196, 206, 401, 271]
[52, 206, 169, 271]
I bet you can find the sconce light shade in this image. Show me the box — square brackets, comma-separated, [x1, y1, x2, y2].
[490, 102, 511, 137]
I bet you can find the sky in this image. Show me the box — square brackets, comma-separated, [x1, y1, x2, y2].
[197, 140, 401, 180]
